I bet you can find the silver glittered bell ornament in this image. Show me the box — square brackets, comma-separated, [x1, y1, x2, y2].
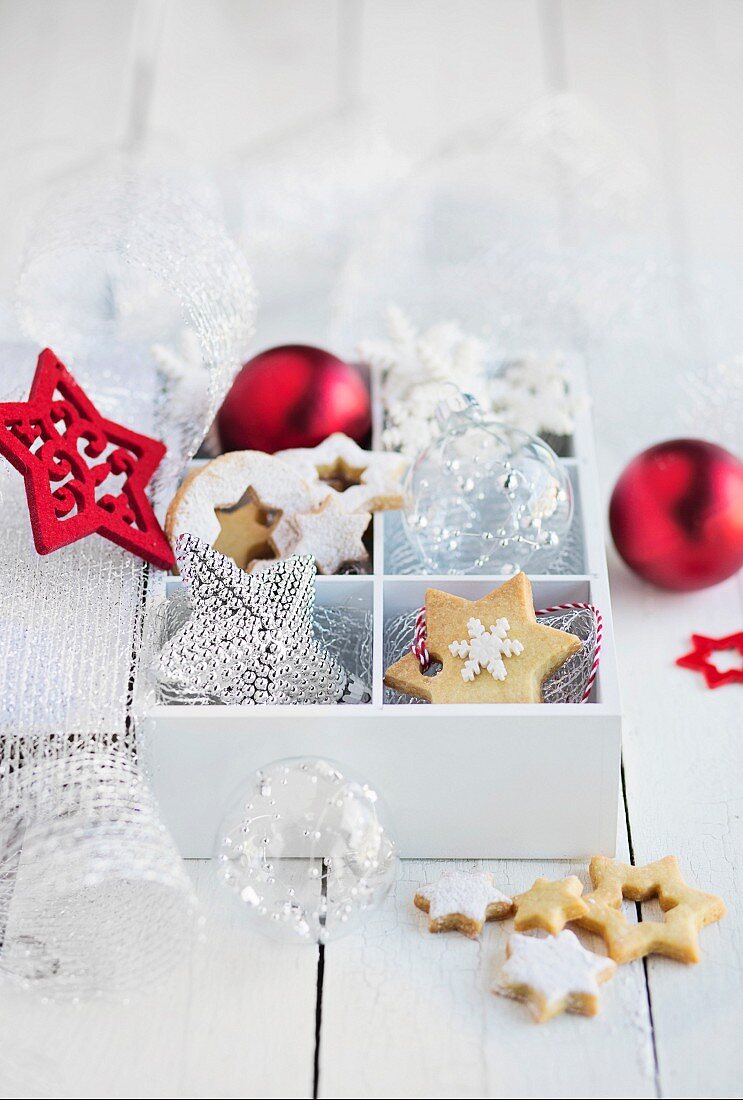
[402, 390, 573, 575]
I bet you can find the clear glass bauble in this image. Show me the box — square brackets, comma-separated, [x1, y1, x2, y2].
[215, 757, 398, 944]
[402, 392, 573, 575]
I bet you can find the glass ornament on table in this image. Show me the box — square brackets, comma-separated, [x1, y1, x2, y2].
[215, 757, 398, 945]
[402, 390, 573, 576]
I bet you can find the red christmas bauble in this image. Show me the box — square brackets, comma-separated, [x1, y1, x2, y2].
[217, 344, 371, 453]
[609, 439, 743, 591]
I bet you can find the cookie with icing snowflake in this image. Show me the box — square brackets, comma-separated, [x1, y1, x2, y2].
[414, 870, 514, 937]
[271, 496, 371, 574]
[384, 573, 581, 703]
[277, 432, 407, 513]
[494, 930, 616, 1023]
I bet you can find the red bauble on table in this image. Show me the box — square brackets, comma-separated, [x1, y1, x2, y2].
[609, 439, 743, 591]
[217, 344, 371, 453]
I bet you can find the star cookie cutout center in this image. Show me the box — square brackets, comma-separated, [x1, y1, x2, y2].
[573, 856, 726, 964]
[414, 870, 514, 937]
[495, 930, 616, 1023]
[384, 572, 581, 703]
[513, 875, 588, 934]
[0, 348, 173, 569]
[213, 487, 280, 571]
[676, 632, 743, 689]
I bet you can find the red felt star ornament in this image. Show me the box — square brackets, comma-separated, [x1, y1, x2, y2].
[676, 632, 743, 689]
[0, 348, 175, 570]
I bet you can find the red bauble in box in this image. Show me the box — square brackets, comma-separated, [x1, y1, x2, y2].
[609, 439, 743, 591]
[217, 344, 371, 453]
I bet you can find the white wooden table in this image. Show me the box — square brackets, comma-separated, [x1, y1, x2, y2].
[0, 3, 741, 1097]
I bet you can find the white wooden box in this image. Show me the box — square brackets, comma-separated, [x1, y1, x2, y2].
[140, 371, 621, 859]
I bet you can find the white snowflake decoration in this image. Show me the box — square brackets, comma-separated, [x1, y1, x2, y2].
[489, 354, 587, 438]
[358, 307, 585, 456]
[448, 616, 524, 683]
[357, 306, 493, 457]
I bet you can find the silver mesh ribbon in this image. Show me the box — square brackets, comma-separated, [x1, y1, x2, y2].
[383, 605, 600, 704]
[0, 170, 256, 997]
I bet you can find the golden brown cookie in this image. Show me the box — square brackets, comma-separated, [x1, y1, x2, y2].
[277, 432, 407, 512]
[414, 870, 514, 938]
[384, 573, 582, 704]
[495, 930, 616, 1023]
[213, 488, 279, 571]
[513, 875, 588, 934]
[573, 855, 726, 965]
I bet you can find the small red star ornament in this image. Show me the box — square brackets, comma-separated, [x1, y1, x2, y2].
[676, 632, 743, 689]
[0, 348, 175, 570]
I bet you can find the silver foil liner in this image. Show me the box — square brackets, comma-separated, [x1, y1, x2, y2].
[150, 586, 373, 706]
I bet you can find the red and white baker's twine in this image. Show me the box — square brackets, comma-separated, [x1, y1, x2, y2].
[410, 601, 603, 703]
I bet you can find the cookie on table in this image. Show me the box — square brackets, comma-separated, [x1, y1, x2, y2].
[494, 930, 616, 1023]
[414, 869, 514, 938]
[574, 855, 726, 965]
[384, 573, 582, 704]
[513, 875, 588, 934]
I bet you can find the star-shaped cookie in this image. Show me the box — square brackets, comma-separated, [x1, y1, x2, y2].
[513, 875, 588, 934]
[213, 487, 279, 571]
[573, 855, 726, 964]
[278, 432, 407, 512]
[384, 573, 582, 703]
[676, 632, 743, 688]
[271, 495, 371, 574]
[495, 931, 616, 1023]
[414, 870, 514, 937]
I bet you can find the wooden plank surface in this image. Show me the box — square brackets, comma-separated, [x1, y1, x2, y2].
[0, 861, 319, 1100]
[0, 1, 741, 1098]
[318, 816, 657, 1099]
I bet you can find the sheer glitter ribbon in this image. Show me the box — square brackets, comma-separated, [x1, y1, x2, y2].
[0, 170, 256, 996]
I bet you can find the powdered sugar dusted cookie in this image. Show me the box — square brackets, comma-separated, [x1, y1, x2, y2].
[165, 450, 326, 552]
[271, 496, 371, 575]
[277, 432, 407, 513]
[414, 870, 514, 937]
[494, 930, 616, 1023]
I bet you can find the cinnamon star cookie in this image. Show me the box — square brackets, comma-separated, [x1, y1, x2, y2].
[495, 931, 616, 1023]
[414, 870, 514, 938]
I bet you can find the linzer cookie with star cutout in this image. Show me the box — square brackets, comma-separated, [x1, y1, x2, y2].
[0, 348, 174, 569]
[384, 573, 581, 703]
